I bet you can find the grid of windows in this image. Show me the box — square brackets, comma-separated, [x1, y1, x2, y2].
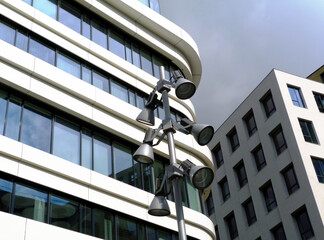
[234, 161, 248, 188]
[260, 181, 277, 212]
[0, 86, 201, 212]
[271, 223, 287, 240]
[243, 110, 257, 136]
[261, 91, 276, 118]
[252, 145, 267, 171]
[21, 0, 172, 77]
[227, 128, 240, 152]
[313, 92, 324, 113]
[299, 119, 318, 144]
[311, 157, 324, 183]
[293, 206, 314, 240]
[224, 212, 238, 240]
[0, 172, 198, 240]
[212, 144, 224, 168]
[288, 86, 305, 107]
[270, 126, 287, 155]
[242, 198, 257, 226]
[0, 16, 186, 121]
[219, 177, 230, 202]
[281, 164, 299, 195]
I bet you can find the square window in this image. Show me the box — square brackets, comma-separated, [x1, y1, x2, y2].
[270, 126, 287, 155]
[260, 181, 277, 212]
[299, 119, 318, 144]
[292, 206, 314, 240]
[260, 91, 276, 118]
[234, 160, 248, 188]
[227, 128, 240, 152]
[242, 198, 257, 226]
[219, 177, 230, 202]
[311, 157, 324, 183]
[271, 223, 287, 240]
[313, 92, 324, 113]
[224, 212, 238, 240]
[212, 143, 224, 168]
[281, 164, 299, 194]
[252, 144, 267, 171]
[288, 86, 305, 107]
[243, 110, 257, 136]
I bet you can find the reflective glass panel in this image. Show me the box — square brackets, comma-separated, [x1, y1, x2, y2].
[53, 117, 80, 164]
[134, 161, 142, 189]
[50, 195, 80, 231]
[94, 134, 112, 176]
[109, 30, 125, 59]
[125, 39, 132, 63]
[111, 79, 128, 102]
[92, 19, 107, 49]
[186, 179, 201, 212]
[59, 0, 81, 33]
[22, 0, 32, 4]
[153, 56, 163, 79]
[132, 44, 141, 68]
[0, 177, 13, 212]
[129, 89, 136, 106]
[82, 14, 91, 39]
[140, 48, 153, 75]
[57, 51, 81, 78]
[93, 70, 109, 92]
[0, 90, 8, 135]
[147, 226, 156, 240]
[81, 129, 92, 169]
[20, 102, 51, 152]
[81, 65, 92, 84]
[14, 183, 48, 222]
[136, 94, 145, 110]
[113, 143, 133, 185]
[0, 20, 16, 45]
[157, 229, 172, 240]
[143, 164, 152, 192]
[16, 30, 28, 51]
[5, 96, 22, 141]
[29, 37, 55, 65]
[117, 216, 137, 240]
[93, 208, 114, 240]
[149, 0, 160, 13]
[81, 205, 92, 235]
[33, 0, 58, 19]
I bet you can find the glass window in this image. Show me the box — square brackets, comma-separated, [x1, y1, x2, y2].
[53, 117, 80, 164]
[293, 207, 314, 240]
[140, 48, 153, 75]
[113, 143, 134, 186]
[125, 39, 132, 64]
[261, 91, 276, 118]
[252, 145, 267, 171]
[146, 226, 156, 240]
[22, 0, 32, 4]
[57, 51, 81, 78]
[111, 79, 128, 102]
[260, 182, 277, 212]
[109, 30, 125, 59]
[153, 56, 164, 79]
[81, 65, 92, 84]
[33, 0, 58, 19]
[157, 229, 172, 240]
[5, 96, 22, 141]
[288, 86, 305, 107]
[186, 178, 201, 212]
[81, 205, 92, 235]
[93, 208, 114, 240]
[270, 126, 287, 155]
[133, 160, 142, 189]
[20, 102, 52, 152]
[243, 110, 257, 136]
[234, 161, 248, 188]
[311, 157, 324, 183]
[93, 70, 109, 92]
[16, 30, 29, 51]
[0, 90, 8, 135]
[224, 212, 238, 240]
[142, 164, 152, 193]
[92, 19, 107, 49]
[313, 92, 324, 113]
[136, 94, 145, 110]
[299, 119, 318, 144]
[219, 177, 230, 202]
[227, 128, 239, 152]
[0, 177, 13, 212]
[81, 129, 92, 170]
[242, 198, 257, 226]
[29, 37, 56, 65]
[82, 14, 91, 39]
[93, 133, 112, 177]
[281, 164, 299, 194]
[59, 0, 81, 34]
[13, 183, 48, 222]
[0, 20, 16, 45]
[50, 195, 79, 231]
[132, 44, 141, 68]
[116, 216, 137, 240]
[205, 192, 215, 216]
[271, 223, 287, 240]
[149, 0, 160, 13]
[129, 89, 136, 106]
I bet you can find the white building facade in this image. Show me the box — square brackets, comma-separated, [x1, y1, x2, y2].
[0, 0, 215, 239]
[208, 68, 324, 240]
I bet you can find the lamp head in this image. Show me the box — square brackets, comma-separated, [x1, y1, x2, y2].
[133, 143, 154, 164]
[172, 70, 196, 100]
[148, 195, 170, 216]
[191, 124, 214, 146]
[136, 107, 155, 126]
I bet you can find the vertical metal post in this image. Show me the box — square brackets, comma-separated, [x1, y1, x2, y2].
[160, 66, 187, 240]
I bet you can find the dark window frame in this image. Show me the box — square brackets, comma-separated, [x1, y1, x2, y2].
[271, 223, 287, 240]
[292, 206, 314, 240]
[311, 157, 324, 183]
[260, 91, 276, 118]
[227, 127, 240, 152]
[313, 92, 324, 113]
[260, 181, 277, 212]
[288, 85, 305, 107]
[298, 119, 318, 144]
[281, 164, 299, 195]
[212, 143, 224, 168]
[252, 144, 267, 171]
[234, 160, 248, 188]
[219, 177, 230, 202]
[243, 110, 257, 136]
[270, 125, 287, 155]
[224, 211, 238, 240]
[242, 198, 257, 226]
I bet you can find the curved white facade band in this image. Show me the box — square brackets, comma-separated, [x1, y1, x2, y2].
[0, 0, 215, 240]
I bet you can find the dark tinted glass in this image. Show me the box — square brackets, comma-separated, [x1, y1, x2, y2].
[117, 216, 137, 240]
[282, 165, 299, 194]
[252, 145, 266, 171]
[312, 157, 324, 183]
[93, 208, 114, 239]
[113, 143, 134, 185]
[16, 30, 29, 51]
[93, 133, 112, 176]
[0, 20, 16, 45]
[243, 199, 257, 225]
[5, 97, 22, 141]
[0, 90, 8, 135]
[262, 93, 276, 117]
[81, 128, 92, 169]
[140, 48, 153, 75]
[294, 208, 314, 240]
[262, 183, 277, 212]
[0, 178, 13, 212]
[272, 224, 287, 240]
[92, 19, 107, 48]
[57, 51, 81, 78]
[235, 161, 248, 188]
[109, 30, 125, 59]
[272, 127, 287, 155]
[93, 70, 109, 92]
[59, 0, 81, 33]
[29, 37, 56, 65]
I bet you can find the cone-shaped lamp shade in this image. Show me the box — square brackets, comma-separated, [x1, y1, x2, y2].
[191, 123, 214, 146]
[174, 78, 196, 100]
[189, 165, 214, 190]
[133, 143, 154, 164]
[136, 107, 155, 126]
[148, 196, 170, 216]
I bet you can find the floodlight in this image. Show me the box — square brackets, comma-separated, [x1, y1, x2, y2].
[172, 70, 196, 100]
[148, 195, 170, 216]
[133, 128, 155, 164]
[136, 92, 159, 126]
[180, 118, 214, 146]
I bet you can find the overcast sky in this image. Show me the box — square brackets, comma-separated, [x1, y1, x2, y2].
[159, 0, 324, 130]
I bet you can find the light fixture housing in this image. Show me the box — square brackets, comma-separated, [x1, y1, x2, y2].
[181, 160, 214, 190]
[172, 70, 196, 100]
[133, 128, 156, 164]
[148, 195, 170, 216]
[136, 92, 159, 126]
[180, 118, 214, 146]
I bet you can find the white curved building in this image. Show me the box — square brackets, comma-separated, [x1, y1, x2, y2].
[0, 0, 215, 239]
